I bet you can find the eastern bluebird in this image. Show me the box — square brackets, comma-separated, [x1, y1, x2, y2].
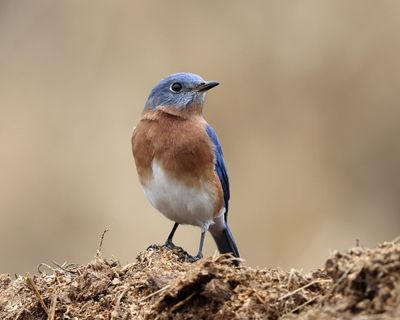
[131, 73, 239, 262]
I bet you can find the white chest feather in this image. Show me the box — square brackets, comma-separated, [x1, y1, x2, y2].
[142, 160, 217, 230]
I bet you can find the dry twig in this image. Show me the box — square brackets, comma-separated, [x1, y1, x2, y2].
[290, 295, 319, 313]
[279, 279, 330, 301]
[26, 274, 49, 316]
[97, 228, 110, 257]
[48, 293, 57, 320]
[169, 291, 197, 313]
[139, 285, 171, 302]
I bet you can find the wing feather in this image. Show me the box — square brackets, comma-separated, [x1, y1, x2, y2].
[206, 124, 230, 221]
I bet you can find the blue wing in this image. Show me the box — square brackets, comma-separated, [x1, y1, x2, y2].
[206, 124, 230, 221]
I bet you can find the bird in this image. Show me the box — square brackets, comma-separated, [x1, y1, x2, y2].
[131, 72, 239, 263]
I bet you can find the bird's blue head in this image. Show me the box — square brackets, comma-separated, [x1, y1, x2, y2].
[145, 73, 219, 110]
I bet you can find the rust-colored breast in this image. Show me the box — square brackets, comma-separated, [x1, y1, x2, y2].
[131, 107, 224, 216]
[131, 123, 154, 185]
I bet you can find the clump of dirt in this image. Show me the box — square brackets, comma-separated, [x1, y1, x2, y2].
[0, 239, 399, 319]
[302, 239, 400, 319]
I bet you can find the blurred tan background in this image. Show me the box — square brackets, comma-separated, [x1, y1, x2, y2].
[1, 0, 399, 274]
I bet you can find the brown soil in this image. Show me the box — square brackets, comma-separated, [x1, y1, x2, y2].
[0, 238, 399, 319]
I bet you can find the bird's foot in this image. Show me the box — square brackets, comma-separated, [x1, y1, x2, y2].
[186, 252, 203, 263]
[163, 240, 177, 249]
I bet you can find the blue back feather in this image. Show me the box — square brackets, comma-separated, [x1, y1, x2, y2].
[206, 124, 230, 221]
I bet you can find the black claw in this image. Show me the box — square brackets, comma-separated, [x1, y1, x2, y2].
[164, 240, 176, 249]
[186, 253, 203, 263]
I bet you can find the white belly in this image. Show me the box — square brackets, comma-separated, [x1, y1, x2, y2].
[142, 160, 217, 230]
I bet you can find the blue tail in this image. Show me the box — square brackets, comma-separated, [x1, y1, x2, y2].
[210, 225, 240, 264]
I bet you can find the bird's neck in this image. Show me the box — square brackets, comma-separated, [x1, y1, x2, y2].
[143, 105, 203, 120]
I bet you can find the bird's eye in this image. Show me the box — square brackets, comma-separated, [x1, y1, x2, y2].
[170, 82, 183, 93]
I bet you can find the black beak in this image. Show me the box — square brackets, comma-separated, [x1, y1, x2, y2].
[196, 81, 219, 92]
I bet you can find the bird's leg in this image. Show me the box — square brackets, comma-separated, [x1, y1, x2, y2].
[188, 229, 206, 262]
[164, 222, 179, 248]
[196, 229, 206, 259]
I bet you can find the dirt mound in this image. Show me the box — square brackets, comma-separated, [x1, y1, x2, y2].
[0, 239, 399, 319]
